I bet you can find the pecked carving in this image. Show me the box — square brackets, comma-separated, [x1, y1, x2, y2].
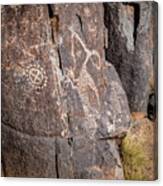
[69, 28, 101, 110]
[71, 32, 87, 79]
[26, 63, 48, 92]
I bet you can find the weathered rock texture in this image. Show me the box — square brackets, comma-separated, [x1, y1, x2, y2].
[1, 4, 130, 179]
[103, 2, 158, 180]
[1, 2, 157, 180]
[104, 2, 157, 114]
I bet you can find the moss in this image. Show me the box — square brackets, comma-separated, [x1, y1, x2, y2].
[121, 116, 154, 180]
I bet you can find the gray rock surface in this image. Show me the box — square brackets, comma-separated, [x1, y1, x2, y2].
[104, 2, 157, 113]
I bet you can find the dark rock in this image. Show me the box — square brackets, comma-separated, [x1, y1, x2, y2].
[147, 93, 156, 121]
[104, 2, 158, 113]
[2, 124, 57, 177]
[1, 4, 134, 179]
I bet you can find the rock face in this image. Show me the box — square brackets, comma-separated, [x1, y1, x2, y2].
[103, 2, 158, 180]
[104, 2, 157, 113]
[1, 2, 158, 179]
[1, 4, 130, 178]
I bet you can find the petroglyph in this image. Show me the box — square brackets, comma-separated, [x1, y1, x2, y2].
[69, 28, 101, 111]
[12, 62, 48, 93]
[26, 63, 48, 91]
[70, 27, 101, 71]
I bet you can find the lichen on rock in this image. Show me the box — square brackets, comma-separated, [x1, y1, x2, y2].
[121, 114, 156, 180]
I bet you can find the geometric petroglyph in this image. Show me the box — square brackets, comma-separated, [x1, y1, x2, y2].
[26, 63, 47, 91]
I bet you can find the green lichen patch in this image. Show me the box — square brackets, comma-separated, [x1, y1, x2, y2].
[121, 116, 155, 180]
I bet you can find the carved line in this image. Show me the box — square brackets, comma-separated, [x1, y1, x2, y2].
[70, 27, 101, 70]
[5, 62, 48, 93]
[69, 28, 101, 111]
[26, 63, 48, 91]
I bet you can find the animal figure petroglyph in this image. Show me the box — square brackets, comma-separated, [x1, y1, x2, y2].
[69, 28, 101, 112]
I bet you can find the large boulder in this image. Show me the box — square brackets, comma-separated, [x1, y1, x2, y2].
[104, 2, 157, 113]
[1, 4, 130, 178]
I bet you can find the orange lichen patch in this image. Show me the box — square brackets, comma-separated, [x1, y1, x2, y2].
[131, 112, 146, 121]
[125, 4, 134, 17]
[103, 167, 116, 180]
[2, 62, 14, 71]
[149, 74, 155, 90]
[82, 166, 103, 179]
[86, 166, 120, 180]
[50, 15, 59, 33]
